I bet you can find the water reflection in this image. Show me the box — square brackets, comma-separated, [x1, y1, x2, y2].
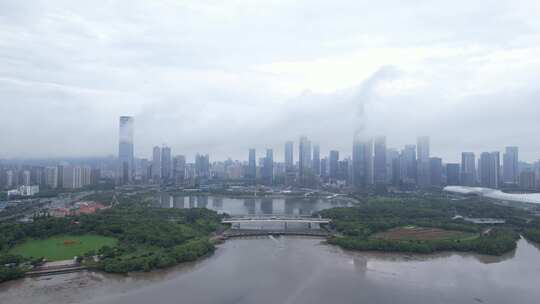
[243, 199, 256, 215]
[155, 195, 353, 216]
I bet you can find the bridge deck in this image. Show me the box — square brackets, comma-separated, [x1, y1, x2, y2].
[222, 229, 330, 238]
[222, 216, 331, 224]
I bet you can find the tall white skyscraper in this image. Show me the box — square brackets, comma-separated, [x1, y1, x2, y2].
[374, 136, 387, 184]
[417, 136, 430, 187]
[152, 146, 162, 182]
[312, 144, 320, 175]
[461, 152, 476, 186]
[118, 116, 134, 184]
[44, 166, 58, 189]
[285, 141, 294, 172]
[299, 135, 312, 182]
[352, 134, 373, 187]
[161, 145, 172, 181]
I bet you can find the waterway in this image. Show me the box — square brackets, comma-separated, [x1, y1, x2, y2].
[1, 237, 540, 304]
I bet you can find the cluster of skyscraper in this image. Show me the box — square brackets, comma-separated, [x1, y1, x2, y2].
[447, 147, 530, 189]
[116, 116, 540, 191]
[0, 164, 100, 191]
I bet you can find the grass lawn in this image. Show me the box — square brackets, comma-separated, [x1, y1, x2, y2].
[371, 226, 478, 241]
[10, 234, 118, 261]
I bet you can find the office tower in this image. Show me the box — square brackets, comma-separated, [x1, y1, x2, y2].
[195, 153, 210, 178]
[490, 152, 500, 188]
[263, 149, 274, 185]
[6, 170, 14, 188]
[139, 158, 150, 182]
[62, 166, 82, 189]
[90, 168, 101, 185]
[386, 148, 400, 184]
[461, 152, 476, 186]
[248, 149, 256, 180]
[339, 158, 350, 182]
[118, 116, 134, 184]
[519, 170, 536, 190]
[173, 155, 186, 184]
[429, 157, 442, 187]
[537, 160, 540, 189]
[22, 170, 31, 186]
[503, 146, 519, 185]
[285, 141, 294, 171]
[44, 166, 58, 188]
[81, 166, 92, 186]
[329, 150, 339, 181]
[446, 163, 460, 186]
[391, 157, 401, 186]
[416, 136, 430, 187]
[401, 145, 417, 183]
[152, 146, 161, 182]
[480, 152, 500, 189]
[374, 136, 387, 184]
[299, 136, 312, 181]
[312, 144, 320, 175]
[31, 167, 44, 186]
[57, 165, 64, 188]
[161, 145, 172, 181]
[352, 134, 373, 188]
[320, 157, 328, 177]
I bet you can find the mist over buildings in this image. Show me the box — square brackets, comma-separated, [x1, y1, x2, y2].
[1, 0, 540, 162]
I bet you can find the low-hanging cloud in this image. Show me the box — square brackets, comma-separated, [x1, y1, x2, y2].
[0, 0, 539, 163]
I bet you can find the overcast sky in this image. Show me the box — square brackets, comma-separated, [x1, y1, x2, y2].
[1, 0, 540, 163]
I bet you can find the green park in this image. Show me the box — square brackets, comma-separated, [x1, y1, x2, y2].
[10, 235, 118, 261]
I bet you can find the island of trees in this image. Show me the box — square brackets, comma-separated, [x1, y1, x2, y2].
[321, 196, 540, 256]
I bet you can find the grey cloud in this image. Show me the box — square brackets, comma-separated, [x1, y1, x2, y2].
[0, 0, 539, 163]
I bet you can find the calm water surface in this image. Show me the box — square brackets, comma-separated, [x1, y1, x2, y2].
[155, 195, 354, 216]
[2, 237, 540, 304]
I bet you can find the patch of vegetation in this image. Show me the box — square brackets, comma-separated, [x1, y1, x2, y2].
[371, 226, 477, 241]
[0, 200, 222, 283]
[10, 235, 118, 261]
[321, 196, 536, 256]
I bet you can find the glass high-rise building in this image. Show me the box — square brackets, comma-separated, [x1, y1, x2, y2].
[284, 141, 294, 172]
[161, 146, 172, 181]
[312, 144, 320, 175]
[352, 135, 373, 187]
[416, 136, 430, 187]
[248, 149, 256, 180]
[152, 146, 161, 182]
[118, 116, 134, 184]
[461, 152, 476, 186]
[374, 136, 387, 184]
[329, 150, 339, 181]
[299, 136, 311, 182]
[503, 146, 519, 185]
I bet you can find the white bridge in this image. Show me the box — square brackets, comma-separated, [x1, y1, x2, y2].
[222, 216, 331, 224]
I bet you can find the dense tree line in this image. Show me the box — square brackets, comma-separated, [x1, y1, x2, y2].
[328, 228, 519, 256]
[522, 219, 540, 243]
[0, 204, 222, 283]
[321, 196, 537, 256]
